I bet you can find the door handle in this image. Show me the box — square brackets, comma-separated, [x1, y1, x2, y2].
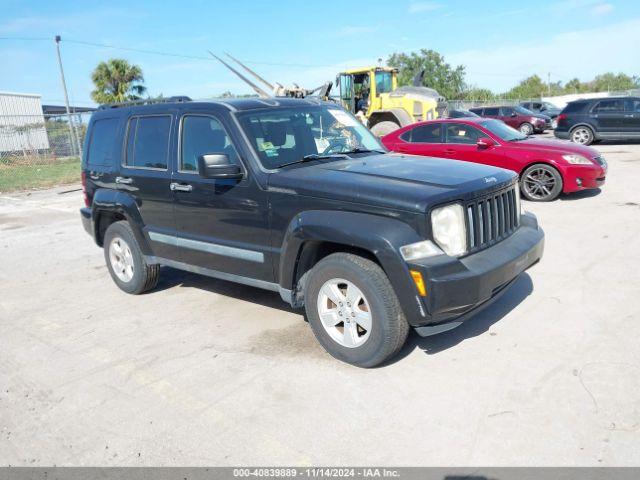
[624, 114, 634, 118]
[115, 176, 133, 185]
[444, 149, 456, 154]
[170, 182, 193, 192]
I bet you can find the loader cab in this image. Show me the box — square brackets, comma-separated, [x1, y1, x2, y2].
[337, 67, 398, 116]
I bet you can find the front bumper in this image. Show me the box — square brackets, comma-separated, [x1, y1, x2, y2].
[534, 120, 549, 132]
[406, 212, 544, 335]
[561, 164, 607, 193]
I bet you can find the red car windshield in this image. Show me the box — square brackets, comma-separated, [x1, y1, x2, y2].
[480, 119, 529, 141]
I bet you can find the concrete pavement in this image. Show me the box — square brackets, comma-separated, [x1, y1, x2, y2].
[1, 141, 639, 466]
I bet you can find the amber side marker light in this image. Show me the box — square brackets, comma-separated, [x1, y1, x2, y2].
[410, 270, 427, 297]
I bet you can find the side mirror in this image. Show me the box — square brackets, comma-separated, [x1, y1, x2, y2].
[197, 154, 243, 179]
[477, 137, 495, 149]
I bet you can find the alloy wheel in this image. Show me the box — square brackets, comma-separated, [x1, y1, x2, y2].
[108, 236, 135, 282]
[519, 123, 533, 135]
[523, 167, 557, 200]
[316, 278, 372, 348]
[571, 128, 592, 145]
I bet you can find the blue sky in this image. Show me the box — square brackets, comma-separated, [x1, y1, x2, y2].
[1, 0, 639, 106]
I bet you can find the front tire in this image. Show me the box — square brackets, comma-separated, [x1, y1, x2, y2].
[521, 164, 563, 201]
[104, 221, 160, 294]
[571, 126, 594, 145]
[304, 253, 409, 367]
[370, 121, 400, 137]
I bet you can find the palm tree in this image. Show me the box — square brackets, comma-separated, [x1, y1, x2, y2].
[91, 59, 147, 104]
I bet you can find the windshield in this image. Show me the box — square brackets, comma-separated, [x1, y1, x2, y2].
[236, 105, 384, 169]
[375, 71, 393, 94]
[480, 119, 528, 141]
[515, 106, 534, 115]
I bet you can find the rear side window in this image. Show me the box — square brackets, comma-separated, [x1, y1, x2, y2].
[592, 100, 623, 113]
[125, 115, 171, 169]
[562, 102, 587, 114]
[403, 123, 442, 143]
[500, 107, 514, 116]
[483, 107, 499, 115]
[86, 118, 119, 166]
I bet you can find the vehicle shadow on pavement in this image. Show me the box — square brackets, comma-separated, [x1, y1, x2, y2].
[393, 273, 534, 361]
[154, 267, 298, 313]
[560, 188, 601, 201]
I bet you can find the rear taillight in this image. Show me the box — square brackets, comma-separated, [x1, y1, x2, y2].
[81, 171, 89, 207]
[557, 113, 567, 122]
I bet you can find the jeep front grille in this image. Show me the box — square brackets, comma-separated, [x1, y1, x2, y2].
[466, 185, 519, 252]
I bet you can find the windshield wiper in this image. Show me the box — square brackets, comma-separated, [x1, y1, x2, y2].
[340, 147, 386, 154]
[276, 153, 347, 169]
[275, 148, 385, 169]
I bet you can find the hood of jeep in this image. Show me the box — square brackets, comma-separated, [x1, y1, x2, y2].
[268, 153, 515, 213]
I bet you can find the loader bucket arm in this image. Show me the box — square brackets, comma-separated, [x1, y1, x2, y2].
[224, 52, 275, 92]
[412, 69, 425, 87]
[209, 51, 271, 98]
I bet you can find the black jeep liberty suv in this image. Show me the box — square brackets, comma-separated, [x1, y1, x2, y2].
[80, 97, 544, 367]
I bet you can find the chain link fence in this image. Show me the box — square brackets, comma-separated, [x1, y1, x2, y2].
[0, 112, 90, 192]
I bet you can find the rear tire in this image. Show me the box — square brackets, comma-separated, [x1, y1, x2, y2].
[304, 253, 409, 367]
[104, 221, 160, 294]
[570, 126, 594, 145]
[370, 121, 400, 137]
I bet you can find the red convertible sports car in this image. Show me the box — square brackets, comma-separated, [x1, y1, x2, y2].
[381, 117, 607, 201]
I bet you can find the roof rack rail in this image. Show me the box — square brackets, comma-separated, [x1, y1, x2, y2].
[98, 95, 192, 110]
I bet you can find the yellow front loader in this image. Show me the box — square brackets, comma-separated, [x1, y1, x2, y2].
[336, 66, 447, 136]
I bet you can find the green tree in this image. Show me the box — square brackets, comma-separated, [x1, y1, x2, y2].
[460, 87, 495, 101]
[91, 59, 146, 104]
[503, 75, 546, 99]
[564, 78, 585, 93]
[591, 72, 639, 92]
[387, 49, 466, 99]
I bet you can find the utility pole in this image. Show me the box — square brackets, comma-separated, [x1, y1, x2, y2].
[54, 35, 81, 157]
[547, 72, 551, 97]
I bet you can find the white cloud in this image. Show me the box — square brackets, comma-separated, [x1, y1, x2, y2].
[446, 17, 640, 93]
[591, 2, 614, 15]
[408, 2, 441, 13]
[551, 0, 614, 15]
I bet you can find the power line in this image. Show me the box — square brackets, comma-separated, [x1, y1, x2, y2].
[0, 35, 577, 79]
[0, 36, 51, 42]
[0, 35, 332, 68]
[63, 39, 334, 68]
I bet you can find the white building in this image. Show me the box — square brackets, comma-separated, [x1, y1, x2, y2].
[0, 91, 50, 153]
[541, 91, 612, 109]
